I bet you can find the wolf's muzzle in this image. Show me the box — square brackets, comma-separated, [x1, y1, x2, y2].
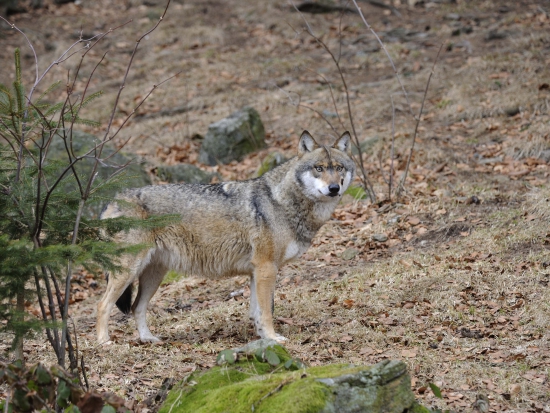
[328, 184, 340, 197]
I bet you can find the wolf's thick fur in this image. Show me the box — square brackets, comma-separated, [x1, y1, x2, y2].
[97, 131, 355, 343]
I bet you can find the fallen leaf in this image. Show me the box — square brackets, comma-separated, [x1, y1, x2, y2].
[401, 349, 417, 358]
[342, 299, 355, 309]
[359, 347, 375, 356]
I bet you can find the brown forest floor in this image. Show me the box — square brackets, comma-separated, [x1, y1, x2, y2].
[1, 0, 550, 412]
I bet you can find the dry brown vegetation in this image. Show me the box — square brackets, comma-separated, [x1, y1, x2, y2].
[1, 0, 550, 412]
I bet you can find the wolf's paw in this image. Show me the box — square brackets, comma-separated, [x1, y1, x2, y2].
[274, 334, 288, 343]
[99, 340, 114, 346]
[139, 334, 162, 344]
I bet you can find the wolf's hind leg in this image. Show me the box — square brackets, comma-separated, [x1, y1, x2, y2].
[132, 262, 168, 343]
[96, 260, 137, 344]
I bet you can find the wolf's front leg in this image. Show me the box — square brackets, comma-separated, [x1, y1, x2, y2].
[132, 263, 167, 343]
[251, 262, 287, 343]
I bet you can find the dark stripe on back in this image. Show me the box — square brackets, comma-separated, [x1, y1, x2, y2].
[204, 183, 230, 198]
[251, 195, 267, 223]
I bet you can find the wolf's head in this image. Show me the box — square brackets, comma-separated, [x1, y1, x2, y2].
[295, 130, 356, 201]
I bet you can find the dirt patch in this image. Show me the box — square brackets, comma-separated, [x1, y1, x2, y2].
[414, 223, 471, 247]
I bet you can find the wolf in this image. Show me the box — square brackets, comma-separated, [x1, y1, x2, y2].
[97, 130, 355, 344]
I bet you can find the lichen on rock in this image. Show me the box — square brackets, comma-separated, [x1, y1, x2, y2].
[159, 340, 429, 413]
[198, 106, 266, 166]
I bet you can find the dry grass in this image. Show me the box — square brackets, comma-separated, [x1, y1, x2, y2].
[21, 189, 544, 411]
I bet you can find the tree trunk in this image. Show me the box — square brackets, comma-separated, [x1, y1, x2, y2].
[14, 289, 25, 365]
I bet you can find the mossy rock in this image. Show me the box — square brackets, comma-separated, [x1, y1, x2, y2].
[159, 340, 427, 413]
[198, 107, 266, 166]
[156, 163, 217, 184]
[256, 152, 288, 177]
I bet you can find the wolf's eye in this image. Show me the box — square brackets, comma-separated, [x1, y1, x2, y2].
[336, 166, 343, 172]
[315, 166, 323, 172]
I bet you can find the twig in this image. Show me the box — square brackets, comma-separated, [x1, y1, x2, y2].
[389, 95, 396, 199]
[39, 266, 60, 357]
[106, 71, 181, 143]
[277, 85, 340, 136]
[351, 0, 414, 118]
[252, 380, 291, 412]
[167, 389, 184, 413]
[32, 270, 56, 356]
[81, 355, 90, 391]
[396, 43, 443, 198]
[59, 0, 173, 368]
[292, 1, 377, 202]
[70, 317, 79, 375]
[378, 150, 389, 186]
[4, 387, 10, 413]
[305, 68, 345, 130]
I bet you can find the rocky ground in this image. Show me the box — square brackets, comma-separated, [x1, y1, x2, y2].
[1, 0, 550, 411]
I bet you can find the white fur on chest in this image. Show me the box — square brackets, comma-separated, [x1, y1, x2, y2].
[283, 240, 303, 262]
[313, 201, 337, 222]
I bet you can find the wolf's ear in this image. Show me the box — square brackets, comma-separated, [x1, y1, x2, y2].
[333, 131, 351, 154]
[298, 130, 318, 154]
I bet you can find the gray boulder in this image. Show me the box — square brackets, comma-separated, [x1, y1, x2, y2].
[156, 164, 217, 184]
[256, 152, 288, 177]
[198, 107, 266, 166]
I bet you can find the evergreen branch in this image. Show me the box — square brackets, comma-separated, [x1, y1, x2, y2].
[79, 90, 104, 109]
[35, 80, 62, 106]
[42, 102, 64, 118]
[58, 0, 173, 367]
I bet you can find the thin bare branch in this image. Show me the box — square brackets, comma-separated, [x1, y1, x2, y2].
[292, 2, 377, 201]
[389, 95, 396, 199]
[396, 43, 443, 198]
[58, 0, 173, 368]
[107, 70, 181, 143]
[351, 0, 414, 118]
[277, 85, 337, 134]
[304, 68, 346, 130]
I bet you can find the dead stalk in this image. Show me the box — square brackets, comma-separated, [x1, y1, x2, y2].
[291, 2, 377, 202]
[351, 0, 414, 118]
[396, 44, 443, 198]
[389, 95, 396, 199]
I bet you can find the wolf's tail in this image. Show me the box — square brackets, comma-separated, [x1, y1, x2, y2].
[116, 285, 133, 315]
[105, 271, 133, 315]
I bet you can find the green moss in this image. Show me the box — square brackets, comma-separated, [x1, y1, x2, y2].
[161, 270, 184, 285]
[160, 365, 332, 413]
[160, 361, 379, 413]
[408, 401, 432, 413]
[160, 342, 427, 413]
